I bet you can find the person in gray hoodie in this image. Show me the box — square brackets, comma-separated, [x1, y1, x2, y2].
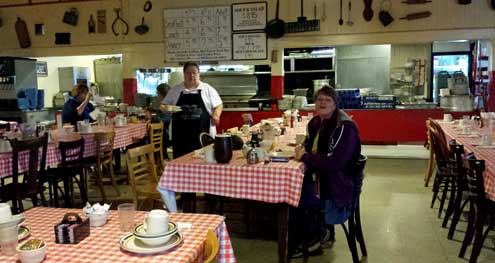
[289, 85, 361, 258]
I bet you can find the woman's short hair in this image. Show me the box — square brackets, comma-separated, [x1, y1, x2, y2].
[71, 83, 89, 97]
[183, 61, 199, 72]
[315, 85, 339, 104]
[156, 83, 171, 97]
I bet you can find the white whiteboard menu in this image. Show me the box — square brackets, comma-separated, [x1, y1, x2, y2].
[164, 6, 232, 62]
[232, 2, 267, 31]
[232, 32, 267, 60]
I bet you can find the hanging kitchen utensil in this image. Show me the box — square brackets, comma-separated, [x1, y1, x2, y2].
[285, 0, 320, 33]
[400, 11, 431, 20]
[88, 14, 96, 33]
[339, 0, 343, 25]
[63, 8, 79, 26]
[143, 1, 152, 12]
[134, 17, 149, 35]
[346, 0, 354, 26]
[97, 10, 106, 33]
[363, 0, 374, 21]
[379, 0, 393, 27]
[265, 0, 285, 38]
[321, 1, 327, 21]
[112, 8, 129, 36]
[15, 17, 30, 48]
[401, 0, 432, 3]
[0, 17, 3, 28]
[457, 0, 471, 4]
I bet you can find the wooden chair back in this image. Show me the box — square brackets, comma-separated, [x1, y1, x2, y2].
[148, 122, 164, 173]
[9, 134, 48, 212]
[125, 144, 158, 204]
[204, 229, 219, 263]
[199, 132, 214, 148]
[463, 157, 486, 201]
[428, 121, 451, 168]
[95, 131, 115, 165]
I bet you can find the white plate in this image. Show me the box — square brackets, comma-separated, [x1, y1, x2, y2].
[269, 151, 295, 158]
[0, 214, 25, 228]
[133, 222, 178, 238]
[18, 225, 31, 240]
[120, 232, 182, 255]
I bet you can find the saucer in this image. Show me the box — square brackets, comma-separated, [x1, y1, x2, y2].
[0, 214, 25, 228]
[133, 222, 178, 238]
[120, 232, 182, 255]
[269, 151, 295, 158]
[18, 225, 31, 240]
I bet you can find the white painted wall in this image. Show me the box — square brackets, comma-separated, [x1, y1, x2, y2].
[33, 54, 119, 107]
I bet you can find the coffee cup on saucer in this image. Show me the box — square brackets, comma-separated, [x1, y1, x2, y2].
[143, 209, 169, 235]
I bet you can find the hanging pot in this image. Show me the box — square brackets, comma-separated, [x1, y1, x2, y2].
[135, 17, 149, 35]
[265, 0, 285, 39]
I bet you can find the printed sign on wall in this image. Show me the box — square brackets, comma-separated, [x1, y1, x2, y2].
[232, 2, 267, 31]
[232, 32, 267, 60]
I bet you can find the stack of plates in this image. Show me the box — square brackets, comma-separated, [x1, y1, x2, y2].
[120, 222, 182, 254]
[278, 95, 294, 110]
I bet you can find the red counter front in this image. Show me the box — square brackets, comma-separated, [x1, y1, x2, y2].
[218, 109, 473, 144]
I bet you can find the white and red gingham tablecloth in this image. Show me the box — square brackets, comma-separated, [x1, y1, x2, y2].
[437, 121, 495, 201]
[0, 123, 147, 179]
[0, 207, 235, 263]
[159, 121, 306, 207]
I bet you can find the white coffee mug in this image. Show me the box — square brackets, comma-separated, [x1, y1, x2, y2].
[205, 147, 215, 164]
[144, 209, 169, 235]
[295, 134, 306, 145]
[0, 203, 12, 222]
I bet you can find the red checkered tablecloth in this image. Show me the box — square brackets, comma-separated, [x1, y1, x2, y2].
[437, 121, 495, 201]
[0, 123, 147, 179]
[0, 207, 236, 263]
[159, 123, 306, 207]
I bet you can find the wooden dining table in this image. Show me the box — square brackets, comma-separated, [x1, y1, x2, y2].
[0, 207, 235, 263]
[158, 119, 308, 263]
[0, 123, 148, 179]
[437, 121, 495, 201]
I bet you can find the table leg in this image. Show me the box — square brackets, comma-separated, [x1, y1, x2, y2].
[277, 203, 289, 263]
[113, 149, 121, 171]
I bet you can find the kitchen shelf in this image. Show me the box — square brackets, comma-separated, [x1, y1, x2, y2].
[285, 70, 334, 74]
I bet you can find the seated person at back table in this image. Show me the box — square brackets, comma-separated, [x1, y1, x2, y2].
[62, 83, 95, 126]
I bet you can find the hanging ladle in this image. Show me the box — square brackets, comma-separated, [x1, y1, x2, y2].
[346, 1, 354, 26]
[339, 0, 343, 25]
[135, 17, 149, 35]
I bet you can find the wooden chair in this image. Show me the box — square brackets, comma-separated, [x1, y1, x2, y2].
[204, 229, 219, 263]
[199, 132, 214, 147]
[125, 144, 164, 210]
[149, 122, 165, 175]
[424, 119, 436, 187]
[458, 158, 495, 263]
[85, 131, 120, 202]
[0, 135, 48, 213]
[44, 138, 87, 208]
[428, 121, 456, 219]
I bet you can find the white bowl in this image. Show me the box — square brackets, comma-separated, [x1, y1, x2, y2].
[135, 232, 174, 247]
[17, 240, 47, 263]
[89, 213, 108, 227]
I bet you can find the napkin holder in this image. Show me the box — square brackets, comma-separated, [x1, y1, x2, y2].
[54, 213, 90, 244]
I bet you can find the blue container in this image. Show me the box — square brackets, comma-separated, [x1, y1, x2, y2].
[25, 88, 38, 110]
[17, 98, 29, 110]
[37, 90, 45, 109]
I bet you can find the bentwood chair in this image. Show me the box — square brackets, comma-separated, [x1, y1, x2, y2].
[0, 135, 48, 213]
[84, 131, 120, 202]
[149, 122, 165, 175]
[458, 158, 495, 263]
[126, 144, 164, 210]
[424, 119, 436, 187]
[199, 132, 214, 148]
[204, 229, 219, 263]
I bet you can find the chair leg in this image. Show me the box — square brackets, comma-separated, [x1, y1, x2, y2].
[438, 178, 450, 218]
[354, 203, 368, 257]
[459, 201, 476, 258]
[108, 162, 120, 196]
[94, 166, 107, 202]
[425, 153, 435, 187]
[431, 174, 441, 208]
[448, 192, 468, 239]
[341, 221, 359, 263]
[442, 178, 457, 227]
[469, 208, 488, 263]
